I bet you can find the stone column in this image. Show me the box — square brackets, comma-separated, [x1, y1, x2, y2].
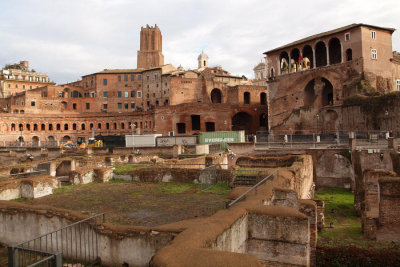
[312, 49, 316, 69]
[349, 138, 356, 151]
[288, 55, 291, 73]
[326, 45, 330, 66]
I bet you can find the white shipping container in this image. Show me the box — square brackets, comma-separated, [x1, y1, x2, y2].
[156, 136, 197, 147]
[125, 134, 162, 148]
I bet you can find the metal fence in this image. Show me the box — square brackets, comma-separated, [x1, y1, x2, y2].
[199, 164, 217, 191]
[8, 213, 105, 267]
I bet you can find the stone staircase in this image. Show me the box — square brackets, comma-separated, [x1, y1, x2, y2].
[233, 174, 258, 187]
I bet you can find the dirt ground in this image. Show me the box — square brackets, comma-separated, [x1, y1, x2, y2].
[21, 181, 229, 227]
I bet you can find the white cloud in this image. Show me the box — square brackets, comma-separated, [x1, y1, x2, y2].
[0, 0, 399, 83]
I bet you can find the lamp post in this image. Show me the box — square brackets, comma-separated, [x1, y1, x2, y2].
[316, 114, 320, 135]
[130, 123, 136, 153]
[385, 110, 389, 132]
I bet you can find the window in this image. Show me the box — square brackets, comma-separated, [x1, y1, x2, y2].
[59, 92, 64, 97]
[121, 123, 125, 129]
[103, 79, 107, 85]
[86, 103, 90, 109]
[137, 91, 142, 98]
[48, 124, 52, 131]
[244, 92, 250, 104]
[103, 103, 108, 109]
[124, 91, 128, 98]
[73, 123, 77, 130]
[397, 80, 400, 91]
[103, 91, 108, 97]
[15, 84, 18, 88]
[23, 85, 25, 89]
[64, 124, 68, 130]
[114, 123, 117, 129]
[31, 101, 35, 106]
[57, 124, 61, 130]
[177, 123, 186, 134]
[98, 123, 101, 130]
[138, 75, 141, 81]
[131, 91, 135, 97]
[73, 103, 77, 110]
[371, 30, 376, 39]
[345, 33, 350, 41]
[29, 76, 33, 81]
[118, 103, 122, 109]
[131, 102, 135, 108]
[124, 103, 128, 109]
[117, 91, 122, 97]
[371, 49, 377, 59]
[91, 92, 95, 97]
[131, 75, 135, 81]
[41, 124, 45, 130]
[118, 75, 121, 82]
[146, 75, 149, 81]
[81, 124, 85, 130]
[191, 115, 200, 131]
[124, 75, 128, 82]
[106, 123, 110, 130]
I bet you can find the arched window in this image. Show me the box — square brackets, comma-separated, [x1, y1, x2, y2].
[270, 68, 274, 78]
[106, 123, 110, 130]
[210, 89, 222, 103]
[290, 48, 300, 72]
[33, 124, 38, 131]
[121, 122, 125, 129]
[90, 123, 93, 130]
[71, 90, 82, 98]
[280, 51, 289, 74]
[64, 124, 69, 130]
[81, 124, 85, 130]
[328, 38, 342, 64]
[57, 124, 61, 130]
[244, 92, 250, 104]
[11, 124, 16, 131]
[315, 42, 327, 67]
[260, 92, 267, 105]
[48, 124, 53, 131]
[19, 124, 23, 131]
[114, 123, 117, 129]
[302, 45, 314, 69]
[26, 124, 31, 131]
[73, 123, 77, 130]
[41, 124, 45, 131]
[98, 123, 101, 129]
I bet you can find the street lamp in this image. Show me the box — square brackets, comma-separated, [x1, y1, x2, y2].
[316, 114, 320, 135]
[385, 110, 389, 133]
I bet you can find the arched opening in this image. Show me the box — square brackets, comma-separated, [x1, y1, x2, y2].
[98, 123, 101, 129]
[290, 48, 300, 72]
[321, 78, 334, 106]
[304, 79, 316, 107]
[302, 45, 314, 69]
[41, 124, 45, 131]
[48, 124, 53, 131]
[328, 38, 342, 65]
[315, 42, 327, 67]
[56, 124, 61, 131]
[81, 124, 86, 130]
[270, 68, 274, 78]
[346, 48, 353, 61]
[18, 136, 24, 144]
[232, 112, 252, 134]
[210, 89, 222, 103]
[280, 51, 289, 74]
[71, 91, 82, 98]
[260, 92, 267, 105]
[11, 123, 16, 131]
[106, 123, 110, 130]
[73, 123, 77, 130]
[64, 124, 69, 131]
[19, 124, 23, 131]
[205, 122, 215, 132]
[90, 123, 94, 130]
[324, 110, 339, 131]
[32, 136, 39, 147]
[244, 92, 250, 104]
[33, 124, 38, 131]
[26, 124, 31, 131]
[260, 113, 268, 127]
[48, 136, 55, 141]
[62, 135, 71, 142]
[114, 123, 117, 129]
[121, 122, 125, 129]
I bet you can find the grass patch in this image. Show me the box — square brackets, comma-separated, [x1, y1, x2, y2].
[158, 182, 194, 194]
[114, 164, 152, 174]
[53, 184, 75, 194]
[200, 182, 231, 195]
[12, 197, 32, 202]
[315, 187, 363, 245]
[109, 179, 129, 183]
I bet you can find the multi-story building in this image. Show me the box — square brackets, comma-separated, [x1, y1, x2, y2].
[0, 24, 268, 145]
[0, 61, 53, 98]
[264, 23, 400, 133]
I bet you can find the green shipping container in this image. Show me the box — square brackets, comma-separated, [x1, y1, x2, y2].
[198, 131, 245, 149]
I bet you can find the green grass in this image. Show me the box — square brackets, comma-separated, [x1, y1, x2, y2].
[113, 164, 152, 174]
[158, 182, 194, 194]
[200, 182, 231, 195]
[315, 187, 363, 244]
[53, 184, 75, 194]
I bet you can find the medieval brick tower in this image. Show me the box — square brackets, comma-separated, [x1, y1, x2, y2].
[137, 24, 164, 69]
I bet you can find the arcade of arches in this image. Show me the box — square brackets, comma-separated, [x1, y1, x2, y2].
[279, 37, 344, 75]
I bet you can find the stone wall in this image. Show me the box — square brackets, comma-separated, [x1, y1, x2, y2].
[0, 177, 59, 200]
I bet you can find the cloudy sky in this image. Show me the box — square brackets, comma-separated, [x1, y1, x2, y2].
[0, 0, 399, 84]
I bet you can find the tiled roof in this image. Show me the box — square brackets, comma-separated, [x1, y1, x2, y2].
[264, 23, 396, 54]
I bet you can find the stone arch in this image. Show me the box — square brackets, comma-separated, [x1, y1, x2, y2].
[81, 123, 86, 131]
[304, 79, 316, 107]
[64, 124, 69, 131]
[328, 37, 342, 65]
[302, 45, 313, 69]
[32, 136, 39, 147]
[18, 136, 24, 143]
[41, 124, 45, 131]
[26, 124, 31, 131]
[290, 48, 300, 72]
[19, 123, 23, 131]
[62, 135, 71, 142]
[48, 136, 55, 141]
[321, 78, 334, 106]
[232, 112, 252, 133]
[315, 41, 327, 67]
[346, 48, 352, 61]
[280, 51, 289, 74]
[210, 89, 222, 104]
[260, 92, 267, 105]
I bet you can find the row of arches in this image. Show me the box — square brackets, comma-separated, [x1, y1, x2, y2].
[278, 37, 352, 76]
[210, 89, 267, 105]
[8, 120, 153, 133]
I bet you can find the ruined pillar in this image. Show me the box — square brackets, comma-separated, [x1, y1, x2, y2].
[349, 138, 356, 151]
[326, 46, 330, 66]
[312, 49, 316, 69]
[172, 145, 182, 158]
[49, 162, 57, 177]
[388, 137, 398, 151]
